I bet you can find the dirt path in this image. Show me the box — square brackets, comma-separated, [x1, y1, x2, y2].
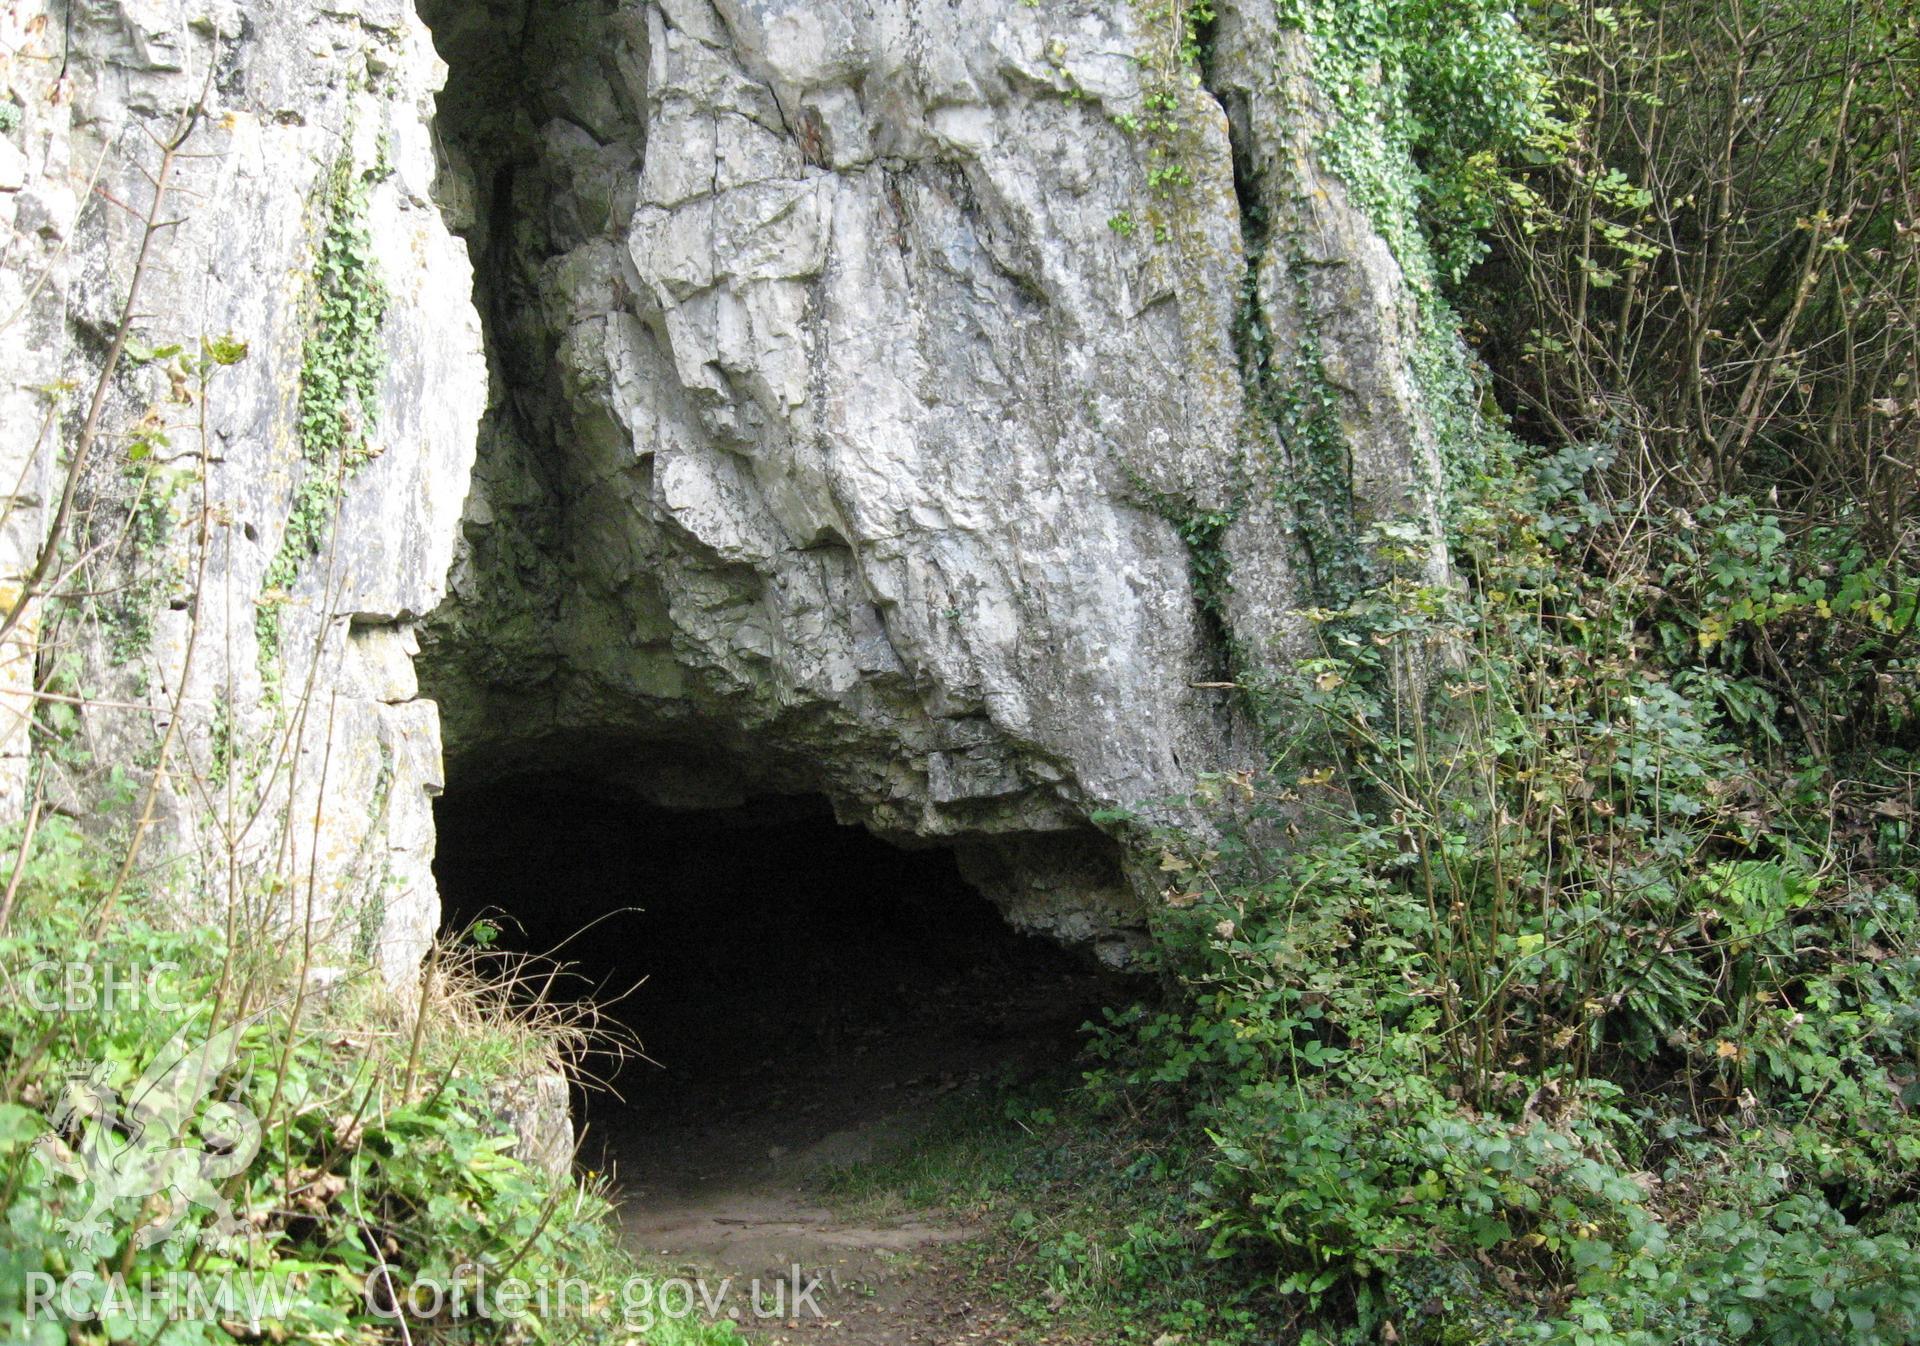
[619, 1185, 1003, 1344]
[581, 965, 1114, 1345]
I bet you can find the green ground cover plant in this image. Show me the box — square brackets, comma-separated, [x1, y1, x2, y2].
[824, 441, 1919, 1343]
[0, 832, 739, 1345]
[1088, 439, 1919, 1342]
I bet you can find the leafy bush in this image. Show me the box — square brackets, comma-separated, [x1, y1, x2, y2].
[1275, 0, 1556, 286]
[1090, 445, 1920, 1343]
[1473, 0, 1920, 538]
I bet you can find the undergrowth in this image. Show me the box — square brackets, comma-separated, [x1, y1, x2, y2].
[1022, 2, 1920, 1338]
[0, 829, 737, 1345]
[819, 435, 1919, 1345]
[1088, 443, 1920, 1343]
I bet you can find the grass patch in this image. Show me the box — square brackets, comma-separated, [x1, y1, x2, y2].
[810, 1071, 1277, 1346]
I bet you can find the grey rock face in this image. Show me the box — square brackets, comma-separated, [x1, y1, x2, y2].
[412, 0, 1382, 956]
[4, 0, 1449, 967]
[486, 1069, 575, 1178]
[0, 0, 482, 977]
[417, 0, 1444, 954]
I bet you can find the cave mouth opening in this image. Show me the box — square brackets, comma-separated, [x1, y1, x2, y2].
[431, 770, 1122, 1197]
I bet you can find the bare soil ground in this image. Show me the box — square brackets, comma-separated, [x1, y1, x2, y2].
[583, 964, 1116, 1345]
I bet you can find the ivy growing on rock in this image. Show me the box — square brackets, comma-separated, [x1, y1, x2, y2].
[1224, 0, 1549, 611]
[1275, 0, 1552, 289]
[254, 136, 390, 688]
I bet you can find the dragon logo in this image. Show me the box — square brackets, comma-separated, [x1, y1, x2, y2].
[30, 1009, 268, 1250]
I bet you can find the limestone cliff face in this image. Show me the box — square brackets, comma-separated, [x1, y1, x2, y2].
[1, 0, 1446, 967]
[416, 0, 1446, 952]
[0, 0, 482, 975]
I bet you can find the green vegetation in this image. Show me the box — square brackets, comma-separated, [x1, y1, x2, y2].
[7, 2, 1913, 1344]
[1473, 0, 1916, 522]
[1094, 445, 1919, 1342]
[1273, 0, 1550, 289]
[829, 434, 1919, 1343]
[1245, 280, 1366, 604]
[255, 141, 390, 686]
[96, 463, 174, 671]
[1118, 0, 1218, 244]
[1129, 473, 1243, 671]
[0, 832, 739, 1345]
[831, 2, 1920, 1343]
[66, 337, 247, 676]
[1, 44, 735, 1346]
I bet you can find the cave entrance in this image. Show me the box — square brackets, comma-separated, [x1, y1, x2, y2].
[431, 772, 1115, 1205]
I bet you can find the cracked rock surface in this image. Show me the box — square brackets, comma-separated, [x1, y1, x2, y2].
[416, 0, 1443, 951]
[2, 0, 1447, 966]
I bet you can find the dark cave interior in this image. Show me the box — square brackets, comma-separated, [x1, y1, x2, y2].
[431, 772, 1121, 1192]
